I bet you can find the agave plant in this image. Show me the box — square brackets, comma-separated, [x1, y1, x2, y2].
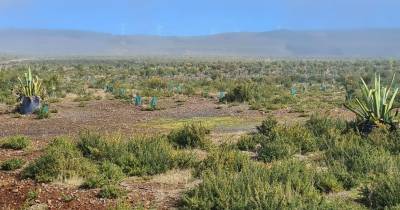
[344, 74, 399, 127]
[17, 68, 43, 97]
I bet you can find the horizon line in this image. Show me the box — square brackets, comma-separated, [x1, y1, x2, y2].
[1, 26, 400, 37]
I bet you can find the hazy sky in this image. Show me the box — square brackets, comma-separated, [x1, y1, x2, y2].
[0, 0, 399, 36]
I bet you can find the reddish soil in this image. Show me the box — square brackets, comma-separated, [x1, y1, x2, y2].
[0, 96, 263, 209]
[0, 96, 262, 139]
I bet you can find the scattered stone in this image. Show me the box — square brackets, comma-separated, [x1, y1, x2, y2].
[27, 203, 48, 210]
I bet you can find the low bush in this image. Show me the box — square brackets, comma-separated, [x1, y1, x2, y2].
[195, 147, 251, 177]
[256, 116, 277, 138]
[109, 199, 134, 210]
[236, 135, 259, 151]
[182, 160, 326, 209]
[360, 172, 400, 209]
[98, 185, 126, 199]
[314, 171, 343, 193]
[123, 137, 177, 176]
[0, 158, 25, 171]
[1, 136, 31, 150]
[257, 137, 294, 162]
[236, 117, 278, 152]
[35, 105, 50, 119]
[279, 125, 317, 154]
[22, 137, 97, 182]
[324, 133, 394, 189]
[241, 117, 317, 163]
[167, 123, 211, 149]
[367, 128, 400, 155]
[305, 114, 346, 138]
[82, 161, 125, 189]
[78, 132, 195, 176]
[224, 83, 255, 103]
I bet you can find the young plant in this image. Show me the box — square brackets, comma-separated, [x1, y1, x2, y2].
[344, 74, 399, 129]
[1, 136, 31, 150]
[0, 158, 25, 171]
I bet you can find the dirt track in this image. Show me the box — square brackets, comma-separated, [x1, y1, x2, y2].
[0, 96, 263, 140]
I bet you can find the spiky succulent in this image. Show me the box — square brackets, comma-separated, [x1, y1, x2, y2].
[344, 73, 399, 126]
[17, 68, 44, 97]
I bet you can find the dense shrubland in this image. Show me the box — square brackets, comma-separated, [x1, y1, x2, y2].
[20, 128, 199, 198]
[181, 114, 400, 209]
[9, 114, 400, 208]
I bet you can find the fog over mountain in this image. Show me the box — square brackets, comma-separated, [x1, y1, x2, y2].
[1, 28, 400, 58]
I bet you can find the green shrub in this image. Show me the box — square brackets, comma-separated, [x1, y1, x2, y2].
[314, 171, 343, 193]
[22, 137, 97, 182]
[108, 199, 133, 210]
[168, 123, 211, 149]
[0, 158, 25, 171]
[360, 172, 400, 209]
[279, 125, 317, 154]
[1, 136, 31, 150]
[250, 117, 317, 162]
[324, 133, 394, 189]
[195, 146, 251, 177]
[257, 138, 294, 163]
[256, 116, 277, 138]
[225, 83, 255, 103]
[305, 115, 348, 150]
[78, 132, 192, 176]
[236, 135, 259, 151]
[172, 150, 198, 169]
[327, 162, 359, 190]
[35, 105, 50, 119]
[252, 117, 334, 162]
[77, 132, 113, 161]
[98, 185, 126, 199]
[305, 114, 346, 138]
[182, 160, 325, 209]
[123, 137, 176, 176]
[367, 128, 400, 155]
[82, 161, 125, 189]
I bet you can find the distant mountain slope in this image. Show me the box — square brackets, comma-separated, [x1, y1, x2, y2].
[0, 28, 400, 57]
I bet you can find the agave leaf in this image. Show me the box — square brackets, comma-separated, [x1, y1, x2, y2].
[388, 88, 399, 112]
[344, 103, 366, 119]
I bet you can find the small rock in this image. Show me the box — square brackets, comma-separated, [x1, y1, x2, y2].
[27, 203, 48, 210]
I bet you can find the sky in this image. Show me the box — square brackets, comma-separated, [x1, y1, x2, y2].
[0, 0, 399, 36]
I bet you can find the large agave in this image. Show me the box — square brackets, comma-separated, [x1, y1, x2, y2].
[17, 67, 43, 97]
[344, 74, 399, 126]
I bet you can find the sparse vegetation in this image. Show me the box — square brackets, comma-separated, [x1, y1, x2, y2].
[0, 136, 31, 150]
[2, 58, 400, 209]
[0, 158, 25, 171]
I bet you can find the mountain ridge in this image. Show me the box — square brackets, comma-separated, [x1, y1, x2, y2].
[1, 28, 400, 58]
